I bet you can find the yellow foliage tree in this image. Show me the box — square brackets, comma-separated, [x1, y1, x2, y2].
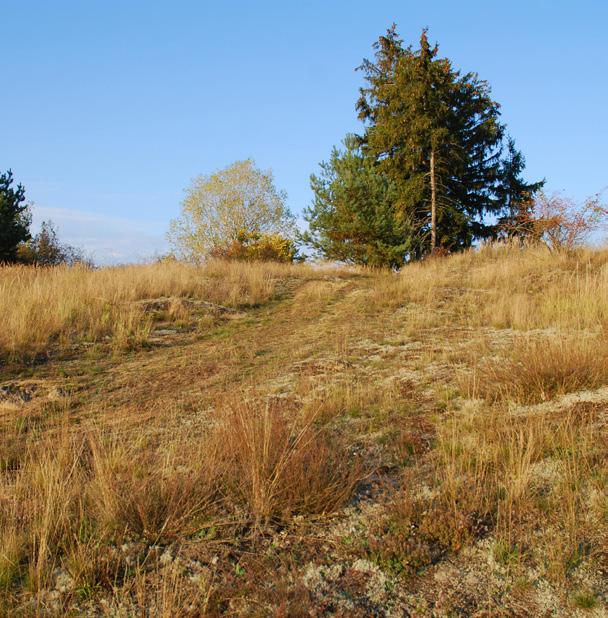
[168, 160, 294, 262]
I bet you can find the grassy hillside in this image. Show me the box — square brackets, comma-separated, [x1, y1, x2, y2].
[0, 246, 607, 616]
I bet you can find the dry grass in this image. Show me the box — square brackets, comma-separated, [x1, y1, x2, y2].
[86, 433, 222, 542]
[211, 396, 362, 527]
[0, 259, 316, 361]
[368, 400, 607, 586]
[1, 245, 608, 614]
[466, 333, 608, 403]
[445, 401, 606, 582]
[367, 242, 608, 331]
[0, 395, 360, 610]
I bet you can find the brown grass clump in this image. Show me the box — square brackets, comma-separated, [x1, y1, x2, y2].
[466, 334, 608, 404]
[0, 430, 222, 596]
[211, 397, 362, 527]
[86, 434, 223, 542]
[0, 431, 89, 592]
[0, 394, 360, 610]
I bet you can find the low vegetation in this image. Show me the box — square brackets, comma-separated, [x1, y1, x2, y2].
[1, 244, 607, 615]
[0, 259, 315, 362]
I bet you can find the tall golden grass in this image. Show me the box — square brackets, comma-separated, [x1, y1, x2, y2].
[2, 244, 607, 613]
[0, 259, 315, 361]
[0, 397, 360, 604]
[212, 397, 361, 526]
[368, 242, 608, 331]
[466, 334, 608, 403]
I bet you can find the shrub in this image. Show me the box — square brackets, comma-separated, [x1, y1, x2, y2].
[211, 230, 299, 263]
[17, 220, 90, 266]
[167, 159, 295, 261]
[513, 192, 608, 251]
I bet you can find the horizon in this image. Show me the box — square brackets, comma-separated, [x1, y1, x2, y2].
[3, 0, 607, 264]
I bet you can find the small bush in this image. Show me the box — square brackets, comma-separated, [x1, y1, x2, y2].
[210, 230, 298, 263]
[530, 192, 607, 251]
[573, 590, 597, 609]
[17, 220, 90, 266]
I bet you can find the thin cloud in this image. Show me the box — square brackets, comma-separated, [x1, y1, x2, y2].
[31, 206, 169, 265]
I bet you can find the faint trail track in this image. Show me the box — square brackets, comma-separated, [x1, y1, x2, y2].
[0, 275, 377, 434]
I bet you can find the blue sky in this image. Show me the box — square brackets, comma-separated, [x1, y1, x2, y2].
[3, 1, 607, 263]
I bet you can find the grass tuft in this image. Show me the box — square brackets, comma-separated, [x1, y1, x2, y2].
[466, 335, 608, 404]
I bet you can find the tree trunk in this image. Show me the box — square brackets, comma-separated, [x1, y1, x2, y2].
[430, 148, 437, 252]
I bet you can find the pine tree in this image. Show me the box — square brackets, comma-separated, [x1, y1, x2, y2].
[303, 135, 412, 267]
[307, 26, 543, 265]
[0, 170, 31, 263]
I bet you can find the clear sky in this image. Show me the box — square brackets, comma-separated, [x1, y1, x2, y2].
[3, 1, 607, 263]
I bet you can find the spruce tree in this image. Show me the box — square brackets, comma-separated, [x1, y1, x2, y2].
[307, 26, 544, 266]
[0, 170, 31, 263]
[496, 138, 545, 238]
[357, 27, 507, 257]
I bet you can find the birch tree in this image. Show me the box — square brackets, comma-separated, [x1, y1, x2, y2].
[168, 160, 294, 261]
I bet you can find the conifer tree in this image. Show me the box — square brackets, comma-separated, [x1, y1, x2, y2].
[0, 170, 31, 263]
[306, 26, 543, 265]
[496, 138, 545, 238]
[357, 27, 506, 257]
[303, 135, 411, 267]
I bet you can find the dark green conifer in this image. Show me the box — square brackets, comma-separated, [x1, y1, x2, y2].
[357, 28, 505, 257]
[306, 26, 543, 265]
[303, 135, 412, 267]
[496, 138, 545, 238]
[0, 170, 31, 263]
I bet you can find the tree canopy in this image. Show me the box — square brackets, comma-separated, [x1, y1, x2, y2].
[305, 27, 543, 265]
[168, 159, 294, 262]
[496, 138, 545, 239]
[303, 135, 407, 267]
